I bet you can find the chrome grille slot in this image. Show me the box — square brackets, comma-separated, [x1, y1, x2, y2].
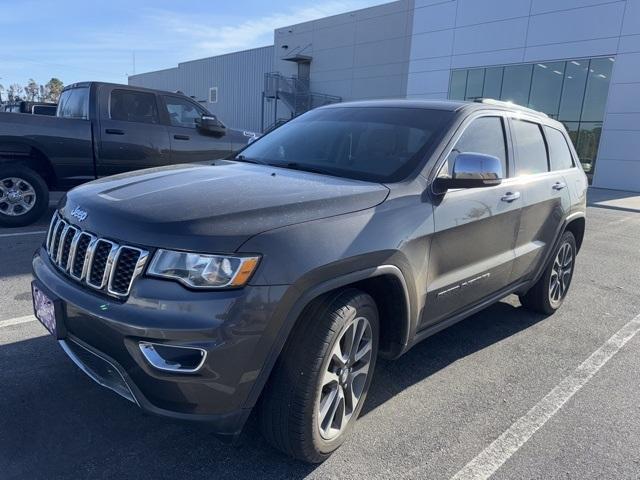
[50, 219, 66, 259]
[108, 247, 147, 296]
[87, 240, 117, 289]
[45, 213, 149, 298]
[59, 226, 78, 270]
[70, 233, 93, 279]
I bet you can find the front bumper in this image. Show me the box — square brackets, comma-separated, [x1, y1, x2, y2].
[33, 247, 289, 437]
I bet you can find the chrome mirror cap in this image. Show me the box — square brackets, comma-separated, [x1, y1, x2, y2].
[452, 152, 503, 183]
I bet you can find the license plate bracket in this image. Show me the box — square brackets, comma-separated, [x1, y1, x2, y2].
[32, 281, 67, 339]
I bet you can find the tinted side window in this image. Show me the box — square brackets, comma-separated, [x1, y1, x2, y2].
[57, 87, 89, 119]
[512, 120, 548, 176]
[163, 96, 207, 128]
[441, 116, 508, 178]
[544, 126, 574, 171]
[110, 90, 159, 124]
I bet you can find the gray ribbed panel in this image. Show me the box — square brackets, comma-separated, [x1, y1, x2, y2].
[129, 46, 274, 133]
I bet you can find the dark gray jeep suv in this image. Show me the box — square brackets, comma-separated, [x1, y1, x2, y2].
[32, 99, 587, 462]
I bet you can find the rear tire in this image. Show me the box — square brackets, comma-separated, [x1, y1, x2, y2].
[258, 288, 379, 463]
[519, 231, 577, 315]
[0, 164, 49, 227]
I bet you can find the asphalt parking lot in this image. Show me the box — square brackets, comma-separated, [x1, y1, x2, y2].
[1, 188, 640, 479]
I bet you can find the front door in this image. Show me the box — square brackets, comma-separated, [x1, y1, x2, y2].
[160, 95, 231, 163]
[96, 86, 171, 177]
[422, 115, 521, 327]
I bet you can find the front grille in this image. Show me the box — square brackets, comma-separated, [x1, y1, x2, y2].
[46, 213, 149, 297]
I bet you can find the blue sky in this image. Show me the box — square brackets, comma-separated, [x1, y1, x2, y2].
[0, 0, 382, 90]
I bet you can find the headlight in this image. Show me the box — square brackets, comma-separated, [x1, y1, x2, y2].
[147, 249, 260, 288]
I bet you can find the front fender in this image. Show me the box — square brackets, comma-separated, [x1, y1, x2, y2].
[241, 261, 415, 409]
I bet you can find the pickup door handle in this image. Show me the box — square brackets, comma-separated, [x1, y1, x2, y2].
[105, 128, 125, 135]
[173, 134, 190, 140]
[501, 191, 521, 203]
[552, 181, 567, 190]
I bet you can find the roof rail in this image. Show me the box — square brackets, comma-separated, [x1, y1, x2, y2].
[473, 98, 549, 118]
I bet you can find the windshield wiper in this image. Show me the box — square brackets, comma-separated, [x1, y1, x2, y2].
[233, 154, 269, 165]
[273, 162, 335, 176]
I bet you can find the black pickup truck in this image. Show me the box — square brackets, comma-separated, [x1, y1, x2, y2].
[0, 82, 257, 226]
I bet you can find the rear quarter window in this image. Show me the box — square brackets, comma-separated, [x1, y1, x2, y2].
[512, 119, 548, 176]
[544, 126, 575, 171]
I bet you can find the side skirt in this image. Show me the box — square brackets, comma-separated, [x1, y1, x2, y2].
[407, 279, 531, 352]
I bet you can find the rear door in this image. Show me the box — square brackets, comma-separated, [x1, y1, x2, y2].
[160, 94, 231, 163]
[423, 114, 522, 327]
[96, 86, 171, 176]
[508, 119, 572, 283]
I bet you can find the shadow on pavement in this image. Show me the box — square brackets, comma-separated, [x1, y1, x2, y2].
[587, 187, 640, 214]
[362, 300, 545, 416]
[0, 300, 546, 479]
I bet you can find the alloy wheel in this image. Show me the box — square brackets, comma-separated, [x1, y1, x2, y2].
[0, 177, 37, 217]
[317, 314, 373, 440]
[549, 241, 573, 307]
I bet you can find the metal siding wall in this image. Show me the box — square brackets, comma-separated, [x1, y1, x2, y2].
[128, 68, 180, 92]
[128, 46, 274, 132]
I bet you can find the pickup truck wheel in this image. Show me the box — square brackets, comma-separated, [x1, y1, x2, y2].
[258, 288, 379, 463]
[519, 231, 576, 315]
[0, 165, 49, 227]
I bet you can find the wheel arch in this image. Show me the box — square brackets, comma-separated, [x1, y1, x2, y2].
[0, 138, 57, 188]
[243, 264, 415, 409]
[564, 215, 585, 252]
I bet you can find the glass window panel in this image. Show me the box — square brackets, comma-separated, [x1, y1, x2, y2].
[110, 90, 159, 124]
[465, 69, 485, 100]
[440, 116, 508, 178]
[483, 67, 503, 99]
[449, 70, 467, 100]
[544, 126, 574, 170]
[576, 122, 602, 173]
[529, 62, 564, 118]
[581, 57, 614, 121]
[500, 64, 533, 106]
[558, 59, 589, 122]
[562, 121, 579, 147]
[512, 119, 548, 175]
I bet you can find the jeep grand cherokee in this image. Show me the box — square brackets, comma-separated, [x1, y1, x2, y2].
[32, 99, 587, 463]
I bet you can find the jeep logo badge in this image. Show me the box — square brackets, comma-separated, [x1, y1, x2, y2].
[70, 206, 88, 222]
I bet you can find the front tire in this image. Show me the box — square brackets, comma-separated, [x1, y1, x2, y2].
[0, 165, 49, 227]
[519, 231, 577, 315]
[258, 289, 379, 463]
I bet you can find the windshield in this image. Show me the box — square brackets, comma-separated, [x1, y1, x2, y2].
[237, 106, 454, 182]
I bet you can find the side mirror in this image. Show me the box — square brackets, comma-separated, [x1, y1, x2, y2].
[197, 115, 226, 137]
[434, 152, 503, 192]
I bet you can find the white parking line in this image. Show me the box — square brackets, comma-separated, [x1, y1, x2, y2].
[0, 230, 47, 238]
[0, 315, 37, 328]
[446, 312, 640, 480]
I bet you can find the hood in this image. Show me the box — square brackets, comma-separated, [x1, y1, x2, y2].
[60, 162, 389, 252]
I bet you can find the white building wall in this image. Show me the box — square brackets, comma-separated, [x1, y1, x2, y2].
[407, 0, 640, 191]
[273, 1, 415, 101]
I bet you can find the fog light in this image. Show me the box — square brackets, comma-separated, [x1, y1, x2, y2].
[139, 342, 206, 373]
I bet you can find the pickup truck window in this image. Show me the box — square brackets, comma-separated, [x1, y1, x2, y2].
[110, 90, 159, 124]
[57, 87, 89, 120]
[163, 96, 207, 128]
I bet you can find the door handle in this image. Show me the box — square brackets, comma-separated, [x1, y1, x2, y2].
[501, 191, 521, 202]
[105, 128, 124, 135]
[552, 181, 567, 190]
[173, 134, 190, 140]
